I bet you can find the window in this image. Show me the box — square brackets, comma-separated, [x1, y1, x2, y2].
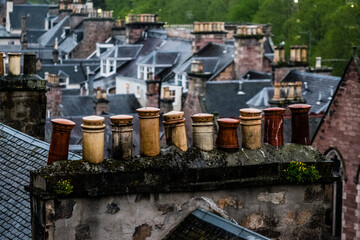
[109, 60, 114, 73]
[139, 66, 145, 79]
[101, 60, 106, 75]
[176, 74, 182, 86]
[126, 83, 130, 94]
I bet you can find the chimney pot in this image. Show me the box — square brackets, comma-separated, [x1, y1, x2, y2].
[136, 107, 161, 156]
[315, 57, 322, 68]
[273, 46, 280, 63]
[290, 46, 296, 62]
[8, 53, 21, 75]
[295, 81, 302, 99]
[239, 108, 262, 150]
[191, 113, 214, 151]
[81, 115, 106, 164]
[288, 104, 311, 145]
[190, 60, 203, 73]
[301, 45, 307, 62]
[23, 52, 37, 75]
[48, 118, 76, 165]
[273, 82, 281, 100]
[263, 107, 285, 147]
[0, 52, 5, 76]
[110, 115, 134, 160]
[216, 118, 240, 151]
[287, 82, 295, 100]
[163, 111, 187, 152]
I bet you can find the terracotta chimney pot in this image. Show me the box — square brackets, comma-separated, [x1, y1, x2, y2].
[81, 115, 106, 164]
[301, 45, 307, 62]
[273, 46, 280, 63]
[263, 107, 285, 147]
[8, 53, 21, 75]
[191, 113, 214, 151]
[216, 118, 240, 151]
[290, 46, 296, 62]
[137, 107, 161, 157]
[288, 104, 311, 145]
[163, 111, 187, 152]
[295, 46, 301, 62]
[279, 47, 285, 62]
[239, 108, 262, 150]
[287, 82, 295, 100]
[47, 119, 76, 165]
[295, 81, 302, 99]
[110, 115, 134, 160]
[0, 52, 5, 76]
[273, 82, 281, 100]
[23, 52, 37, 75]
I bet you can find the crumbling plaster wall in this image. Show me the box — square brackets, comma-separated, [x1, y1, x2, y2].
[47, 184, 331, 240]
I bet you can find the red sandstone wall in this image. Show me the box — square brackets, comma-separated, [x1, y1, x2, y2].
[46, 86, 62, 118]
[312, 59, 360, 240]
[213, 63, 235, 81]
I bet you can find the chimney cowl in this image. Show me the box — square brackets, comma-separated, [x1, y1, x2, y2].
[137, 107, 161, 157]
[47, 118, 76, 165]
[110, 115, 134, 160]
[163, 111, 187, 152]
[163, 111, 184, 123]
[288, 104, 311, 145]
[8, 52, 21, 76]
[191, 113, 214, 151]
[263, 107, 285, 147]
[239, 108, 262, 150]
[216, 118, 240, 151]
[81, 115, 106, 164]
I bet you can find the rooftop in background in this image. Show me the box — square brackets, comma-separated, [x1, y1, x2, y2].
[0, 123, 80, 240]
[10, 4, 54, 30]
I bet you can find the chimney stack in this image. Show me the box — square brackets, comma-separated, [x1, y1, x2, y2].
[163, 111, 187, 152]
[191, 22, 226, 53]
[23, 52, 37, 75]
[53, 38, 60, 64]
[191, 113, 214, 151]
[216, 118, 240, 152]
[8, 53, 21, 75]
[315, 57, 322, 68]
[137, 107, 161, 157]
[263, 107, 285, 147]
[21, 16, 28, 50]
[239, 108, 262, 150]
[289, 104, 311, 145]
[81, 116, 106, 164]
[110, 115, 134, 160]
[47, 119, 75, 165]
[94, 88, 110, 115]
[146, 72, 160, 108]
[125, 14, 164, 44]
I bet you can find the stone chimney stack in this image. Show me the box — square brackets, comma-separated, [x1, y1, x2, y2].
[216, 118, 240, 152]
[239, 108, 262, 150]
[163, 111, 187, 152]
[47, 119, 75, 165]
[125, 14, 164, 44]
[46, 74, 62, 118]
[21, 15, 28, 50]
[0, 52, 47, 140]
[110, 115, 134, 160]
[191, 113, 214, 151]
[234, 24, 265, 79]
[191, 22, 227, 53]
[94, 88, 110, 115]
[263, 107, 285, 147]
[137, 107, 161, 157]
[146, 72, 160, 108]
[289, 104, 311, 145]
[6, 0, 13, 32]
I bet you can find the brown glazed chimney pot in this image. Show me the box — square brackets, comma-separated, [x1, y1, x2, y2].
[191, 113, 214, 151]
[263, 107, 285, 147]
[240, 108, 262, 150]
[110, 115, 134, 160]
[81, 115, 106, 164]
[137, 107, 161, 157]
[23, 52, 37, 75]
[289, 104, 311, 145]
[47, 118, 75, 165]
[163, 111, 187, 152]
[0, 52, 4, 76]
[216, 118, 240, 151]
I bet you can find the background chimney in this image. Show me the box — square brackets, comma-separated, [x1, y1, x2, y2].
[48, 119, 75, 165]
[81, 115, 106, 164]
[163, 111, 187, 152]
[21, 15, 27, 50]
[216, 118, 240, 151]
[239, 108, 262, 150]
[137, 107, 161, 157]
[53, 38, 60, 64]
[191, 22, 226, 53]
[315, 57, 322, 68]
[125, 14, 163, 44]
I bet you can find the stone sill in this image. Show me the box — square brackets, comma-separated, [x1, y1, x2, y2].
[28, 144, 335, 200]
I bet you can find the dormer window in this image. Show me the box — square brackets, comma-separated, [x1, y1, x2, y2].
[109, 60, 115, 73]
[175, 73, 188, 90]
[137, 65, 155, 80]
[101, 59, 116, 76]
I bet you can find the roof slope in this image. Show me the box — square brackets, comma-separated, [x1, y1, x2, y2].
[165, 208, 270, 240]
[10, 4, 51, 30]
[0, 123, 80, 240]
[38, 16, 70, 47]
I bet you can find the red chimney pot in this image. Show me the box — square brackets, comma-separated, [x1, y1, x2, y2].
[216, 118, 240, 151]
[263, 107, 285, 147]
[289, 104, 311, 145]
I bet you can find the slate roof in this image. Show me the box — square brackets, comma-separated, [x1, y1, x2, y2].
[242, 70, 272, 80]
[9, 4, 52, 30]
[60, 94, 142, 117]
[58, 33, 78, 54]
[165, 208, 270, 240]
[38, 16, 70, 47]
[246, 70, 341, 114]
[138, 51, 180, 66]
[100, 45, 143, 60]
[205, 79, 272, 117]
[0, 123, 81, 240]
[26, 29, 47, 43]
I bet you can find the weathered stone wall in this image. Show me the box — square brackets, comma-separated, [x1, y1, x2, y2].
[41, 184, 331, 240]
[0, 75, 46, 139]
[192, 32, 226, 53]
[29, 144, 334, 240]
[46, 85, 62, 118]
[313, 59, 360, 240]
[212, 62, 235, 81]
[72, 19, 114, 59]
